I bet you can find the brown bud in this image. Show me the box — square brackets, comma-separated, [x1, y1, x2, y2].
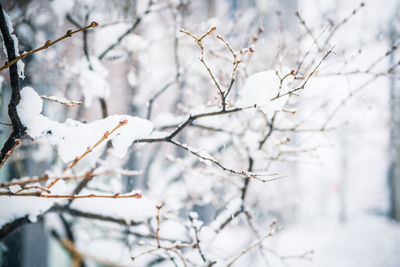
[66, 29, 72, 37]
[44, 40, 51, 48]
[90, 21, 98, 27]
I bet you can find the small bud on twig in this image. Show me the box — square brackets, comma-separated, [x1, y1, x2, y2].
[44, 40, 51, 48]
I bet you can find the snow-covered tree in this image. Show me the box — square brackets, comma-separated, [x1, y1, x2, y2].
[0, 1, 398, 266]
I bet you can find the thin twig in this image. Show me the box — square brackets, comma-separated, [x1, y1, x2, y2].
[147, 81, 175, 120]
[0, 121, 12, 126]
[53, 205, 142, 226]
[271, 47, 334, 101]
[0, 170, 114, 188]
[325, 2, 365, 44]
[1, 191, 142, 199]
[14, 185, 51, 194]
[188, 213, 207, 263]
[0, 138, 20, 169]
[169, 139, 280, 182]
[180, 27, 226, 106]
[41, 95, 82, 106]
[0, 21, 98, 72]
[64, 120, 127, 172]
[216, 34, 241, 101]
[227, 221, 278, 267]
[98, 1, 153, 60]
[46, 120, 128, 189]
[295, 11, 320, 50]
[155, 205, 162, 248]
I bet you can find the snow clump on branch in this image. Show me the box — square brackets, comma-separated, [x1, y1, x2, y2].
[17, 86, 153, 164]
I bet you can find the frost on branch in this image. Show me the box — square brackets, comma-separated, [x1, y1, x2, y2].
[2, 9, 24, 79]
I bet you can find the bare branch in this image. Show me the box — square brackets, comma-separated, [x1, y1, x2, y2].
[0, 21, 98, 72]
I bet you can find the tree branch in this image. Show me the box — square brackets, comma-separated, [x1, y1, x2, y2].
[0, 5, 24, 168]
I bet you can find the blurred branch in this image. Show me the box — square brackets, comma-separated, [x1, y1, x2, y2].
[0, 170, 117, 189]
[271, 47, 334, 101]
[51, 230, 124, 267]
[98, 1, 154, 60]
[227, 220, 279, 267]
[217, 157, 254, 232]
[0, 216, 32, 241]
[0, 121, 12, 126]
[295, 11, 320, 50]
[188, 212, 211, 264]
[147, 80, 175, 120]
[325, 2, 365, 44]
[66, 13, 108, 118]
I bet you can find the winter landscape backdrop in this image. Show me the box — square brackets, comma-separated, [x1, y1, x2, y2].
[0, 0, 399, 266]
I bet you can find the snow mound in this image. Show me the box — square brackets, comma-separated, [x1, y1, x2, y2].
[17, 86, 153, 164]
[239, 70, 293, 117]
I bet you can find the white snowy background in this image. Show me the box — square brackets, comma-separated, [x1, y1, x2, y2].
[0, 0, 399, 266]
